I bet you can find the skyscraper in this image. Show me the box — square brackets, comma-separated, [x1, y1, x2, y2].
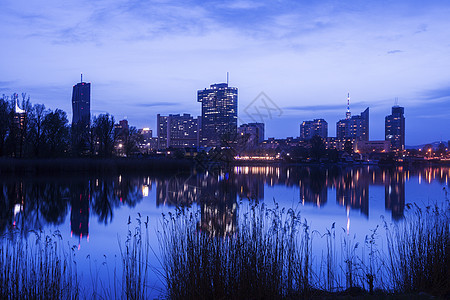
[300, 119, 328, 140]
[198, 83, 238, 147]
[71, 75, 91, 155]
[385, 105, 405, 151]
[72, 75, 91, 128]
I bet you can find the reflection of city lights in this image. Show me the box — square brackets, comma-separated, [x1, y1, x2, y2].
[142, 185, 149, 197]
[13, 203, 23, 217]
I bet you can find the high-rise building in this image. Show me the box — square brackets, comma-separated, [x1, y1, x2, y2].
[238, 123, 265, 146]
[72, 75, 90, 127]
[157, 114, 168, 149]
[300, 119, 328, 140]
[71, 75, 91, 154]
[385, 106, 405, 151]
[198, 83, 238, 147]
[336, 94, 369, 143]
[157, 114, 200, 148]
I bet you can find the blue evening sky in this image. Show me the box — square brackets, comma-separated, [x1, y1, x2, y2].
[1, 0, 449, 145]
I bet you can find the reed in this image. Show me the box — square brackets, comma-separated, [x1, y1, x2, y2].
[384, 201, 449, 297]
[159, 199, 449, 299]
[0, 230, 80, 299]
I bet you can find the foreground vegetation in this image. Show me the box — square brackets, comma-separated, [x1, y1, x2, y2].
[159, 200, 449, 299]
[1, 198, 448, 299]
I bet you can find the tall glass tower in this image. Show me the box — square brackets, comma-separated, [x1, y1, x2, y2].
[198, 83, 238, 147]
[385, 106, 405, 151]
[72, 75, 90, 128]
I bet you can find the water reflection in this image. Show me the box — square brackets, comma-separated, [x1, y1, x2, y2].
[0, 176, 144, 237]
[0, 166, 448, 238]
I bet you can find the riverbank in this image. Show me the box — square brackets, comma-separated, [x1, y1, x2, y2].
[0, 157, 195, 175]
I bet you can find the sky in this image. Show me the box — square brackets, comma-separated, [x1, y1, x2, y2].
[1, 0, 450, 146]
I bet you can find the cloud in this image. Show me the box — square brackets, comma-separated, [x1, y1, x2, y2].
[219, 1, 265, 10]
[135, 101, 180, 107]
[422, 86, 450, 101]
[387, 49, 403, 54]
[284, 102, 370, 112]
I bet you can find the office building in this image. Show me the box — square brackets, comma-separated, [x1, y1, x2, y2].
[198, 83, 238, 147]
[238, 122, 265, 147]
[72, 75, 90, 127]
[385, 106, 405, 151]
[300, 119, 328, 140]
[157, 114, 199, 148]
[336, 94, 369, 142]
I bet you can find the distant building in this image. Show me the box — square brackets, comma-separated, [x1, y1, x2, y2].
[385, 105, 405, 151]
[238, 122, 265, 147]
[336, 94, 369, 143]
[354, 140, 391, 153]
[114, 119, 129, 156]
[300, 119, 328, 140]
[137, 128, 158, 153]
[13, 93, 26, 130]
[198, 83, 238, 147]
[157, 114, 200, 148]
[71, 75, 91, 153]
[72, 75, 90, 128]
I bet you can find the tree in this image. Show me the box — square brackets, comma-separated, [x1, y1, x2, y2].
[0, 97, 10, 156]
[310, 135, 326, 161]
[93, 114, 115, 157]
[28, 103, 49, 157]
[42, 109, 70, 157]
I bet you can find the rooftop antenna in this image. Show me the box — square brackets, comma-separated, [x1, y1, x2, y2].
[226, 72, 229, 85]
[346, 92, 351, 119]
[394, 97, 399, 106]
[81, 73, 83, 83]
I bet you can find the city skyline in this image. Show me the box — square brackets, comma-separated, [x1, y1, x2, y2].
[1, 0, 450, 145]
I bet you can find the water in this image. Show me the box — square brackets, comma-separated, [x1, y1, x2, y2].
[1, 164, 448, 295]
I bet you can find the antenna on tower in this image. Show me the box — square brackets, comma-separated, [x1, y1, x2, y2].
[226, 72, 229, 85]
[346, 92, 351, 119]
[81, 73, 83, 83]
[394, 97, 399, 106]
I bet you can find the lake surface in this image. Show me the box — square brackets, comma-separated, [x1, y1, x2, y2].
[1, 164, 449, 295]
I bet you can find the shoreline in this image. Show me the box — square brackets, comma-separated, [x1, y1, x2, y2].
[0, 157, 448, 175]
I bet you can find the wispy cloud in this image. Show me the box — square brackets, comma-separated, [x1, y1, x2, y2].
[387, 49, 403, 54]
[135, 102, 180, 107]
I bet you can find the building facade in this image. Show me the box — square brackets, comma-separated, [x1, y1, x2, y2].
[336, 108, 369, 142]
[72, 78, 90, 127]
[198, 83, 238, 147]
[385, 106, 405, 151]
[300, 119, 328, 140]
[238, 122, 265, 146]
[157, 114, 200, 148]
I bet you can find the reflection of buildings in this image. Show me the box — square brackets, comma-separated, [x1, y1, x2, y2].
[299, 168, 328, 206]
[70, 185, 90, 240]
[385, 168, 405, 219]
[155, 172, 238, 236]
[336, 168, 369, 216]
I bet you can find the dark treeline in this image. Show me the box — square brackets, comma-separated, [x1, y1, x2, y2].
[0, 93, 125, 158]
